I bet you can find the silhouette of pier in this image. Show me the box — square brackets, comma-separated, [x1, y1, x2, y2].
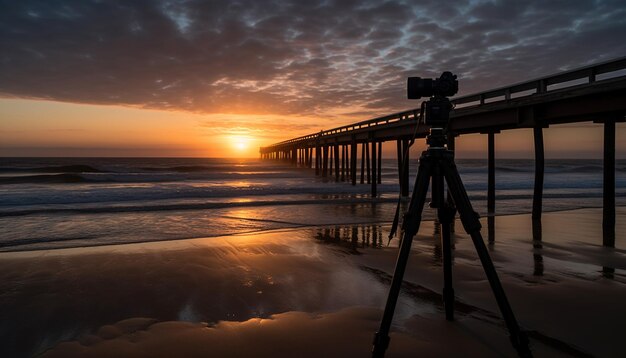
[260, 57, 626, 247]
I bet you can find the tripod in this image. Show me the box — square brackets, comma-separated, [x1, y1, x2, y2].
[371, 98, 531, 357]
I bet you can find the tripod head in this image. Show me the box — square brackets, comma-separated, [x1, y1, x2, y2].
[423, 96, 453, 149]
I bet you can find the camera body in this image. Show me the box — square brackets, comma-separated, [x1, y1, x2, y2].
[407, 71, 458, 99]
[407, 71, 458, 127]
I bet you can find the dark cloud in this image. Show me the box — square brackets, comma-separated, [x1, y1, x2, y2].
[0, 0, 624, 118]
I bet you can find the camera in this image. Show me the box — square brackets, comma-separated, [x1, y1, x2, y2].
[407, 71, 458, 127]
[407, 71, 458, 99]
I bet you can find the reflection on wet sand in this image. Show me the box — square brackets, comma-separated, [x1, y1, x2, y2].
[430, 218, 458, 266]
[1, 208, 625, 357]
[487, 214, 617, 280]
[314, 224, 384, 252]
[310, 210, 626, 356]
[531, 217, 545, 276]
[602, 266, 615, 279]
[0, 233, 394, 357]
[313, 218, 462, 259]
[532, 241, 544, 277]
[41, 308, 435, 358]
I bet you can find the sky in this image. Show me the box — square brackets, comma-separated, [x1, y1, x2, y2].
[1, 0, 625, 158]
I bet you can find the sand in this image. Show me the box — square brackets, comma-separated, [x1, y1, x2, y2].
[0, 207, 624, 357]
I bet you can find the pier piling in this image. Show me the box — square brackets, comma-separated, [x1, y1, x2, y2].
[371, 141, 377, 197]
[396, 140, 403, 193]
[342, 145, 346, 181]
[366, 141, 371, 184]
[532, 126, 545, 241]
[487, 132, 496, 215]
[402, 139, 410, 196]
[351, 140, 358, 185]
[322, 146, 329, 178]
[361, 143, 365, 184]
[315, 146, 320, 175]
[377, 142, 382, 184]
[333, 144, 339, 181]
[329, 146, 332, 177]
[603, 119, 616, 247]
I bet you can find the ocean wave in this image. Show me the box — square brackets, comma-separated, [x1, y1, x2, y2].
[0, 173, 99, 184]
[496, 166, 529, 173]
[0, 197, 400, 217]
[140, 165, 232, 172]
[467, 192, 626, 201]
[0, 171, 307, 185]
[0, 164, 103, 173]
[462, 164, 605, 174]
[3, 190, 625, 217]
[0, 235, 96, 249]
[552, 165, 604, 173]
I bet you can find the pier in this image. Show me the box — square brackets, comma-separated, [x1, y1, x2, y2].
[260, 57, 626, 247]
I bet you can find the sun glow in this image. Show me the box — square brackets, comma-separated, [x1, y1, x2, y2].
[232, 136, 249, 150]
[227, 135, 255, 156]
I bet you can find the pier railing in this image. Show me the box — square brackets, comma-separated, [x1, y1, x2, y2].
[454, 56, 626, 107]
[262, 56, 626, 150]
[267, 108, 421, 148]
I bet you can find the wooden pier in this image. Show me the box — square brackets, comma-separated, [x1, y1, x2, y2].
[260, 57, 626, 247]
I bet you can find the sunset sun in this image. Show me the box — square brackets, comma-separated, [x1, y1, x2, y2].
[229, 135, 252, 154]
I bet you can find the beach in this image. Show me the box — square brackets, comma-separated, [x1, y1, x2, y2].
[3, 1, 626, 356]
[1, 207, 624, 357]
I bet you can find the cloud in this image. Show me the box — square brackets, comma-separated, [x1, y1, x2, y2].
[1, 0, 625, 119]
[198, 116, 320, 139]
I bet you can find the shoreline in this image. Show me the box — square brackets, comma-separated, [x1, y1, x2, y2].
[1, 207, 624, 357]
[1, 205, 624, 254]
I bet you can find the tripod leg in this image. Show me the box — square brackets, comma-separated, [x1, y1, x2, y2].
[438, 204, 456, 321]
[372, 155, 433, 358]
[440, 156, 532, 357]
[433, 165, 456, 321]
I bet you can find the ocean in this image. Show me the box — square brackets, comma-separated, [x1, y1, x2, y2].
[1, 157, 625, 251]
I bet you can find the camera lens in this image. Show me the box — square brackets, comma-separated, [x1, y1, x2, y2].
[407, 77, 433, 99]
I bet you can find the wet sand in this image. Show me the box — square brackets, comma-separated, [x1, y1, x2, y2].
[0, 207, 624, 357]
